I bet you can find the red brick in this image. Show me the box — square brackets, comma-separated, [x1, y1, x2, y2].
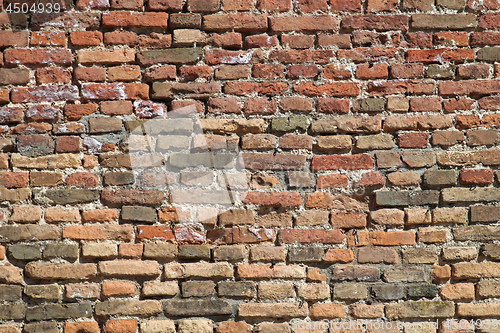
[244, 98, 277, 115]
[12, 85, 79, 103]
[390, 63, 424, 79]
[459, 169, 493, 185]
[139, 33, 172, 48]
[317, 174, 348, 189]
[347, 230, 416, 246]
[104, 31, 138, 46]
[468, 0, 499, 9]
[368, 80, 434, 95]
[30, 31, 66, 47]
[108, 65, 141, 82]
[294, 0, 327, 12]
[65, 172, 99, 188]
[147, 0, 182, 10]
[354, 171, 385, 187]
[0, 89, 8, 104]
[64, 322, 99, 333]
[331, 0, 361, 11]
[81, 209, 118, 222]
[63, 104, 97, 121]
[222, 0, 253, 10]
[279, 134, 313, 150]
[216, 321, 251, 333]
[324, 249, 354, 263]
[398, 133, 429, 148]
[136, 226, 175, 241]
[4, 48, 71, 65]
[244, 34, 279, 48]
[0, 172, 29, 188]
[56, 136, 80, 153]
[479, 13, 500, 30]
[256, 0, 290, 11]
[401, 32, 433, 48]
[338, 47, 399, 63]
[311, 154, 373, 170]
[70, 31, 103, 46]
[317, 98, 350, 114]
[434, 31, 468, 47]
[253, 64, 284, 78]
[294, 82, 359, 97]
[204, 14, 268, 32]
[270, 49, 334, 64]
[144, 65, 176, 81]
[317, 34, 352, 48]
[82, 83, 149, 100]
[356, 63, 388, 79]
[225, 81, 289, 96]
[410, 97, 442, 112]
[205, 50, 256, 65]
[455, 115, 481, 129]
[0, 31, 28, 47]
[407, 49, 475, 63]
[118, 244, 143, 258]
[74, 67, 107, 82]
[367, 0, 398, 11]
[242, 192, 302, 207]
[278, 229, 344, 244]
[439, 80, 500, 96]
[209, 32, 242, 49]
[207, 97, 241, 114]
[471, 32, 500, 46]
[443, 98, 475, 113]
[35, 67, 71, 84]
[104, 319, 137, 333]
[458, 64, 490, 79]
[111, 0, 143, 9]
[331, 212, 367, 228]
[242, 153, 305, 170]
[76, 0, 110, 8]
[208, 227, 274, 244]
[102, 280, 136, 297]
[179, 66, 211, 81]
[281, 34, 314, 49]
[78, 49, 134, 65]
[322, 64, 352, 79]
[102, 12, 168, 28]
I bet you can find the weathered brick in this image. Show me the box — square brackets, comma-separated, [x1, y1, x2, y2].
[102, 11, 167, 28]
[95, 300, 162, 316]
[25, 262, 97, 280]
[164, 299, 232, 316]
[26, 302, 92, 321]
[385, 301, 454, 319]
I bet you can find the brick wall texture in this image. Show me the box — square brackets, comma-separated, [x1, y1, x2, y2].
[1, 0, 500, 331]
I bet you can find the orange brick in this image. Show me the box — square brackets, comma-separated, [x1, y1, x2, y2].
[104, 319, 137, 333]
[101, 281, 136, 297]
[81, 209, 118, 222]
[64, 322, 99, 333]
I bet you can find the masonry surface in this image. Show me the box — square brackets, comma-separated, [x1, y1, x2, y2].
[0, 0, 500, 331]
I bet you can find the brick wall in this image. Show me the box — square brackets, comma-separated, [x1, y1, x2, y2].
[1, 0, 500, 331]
